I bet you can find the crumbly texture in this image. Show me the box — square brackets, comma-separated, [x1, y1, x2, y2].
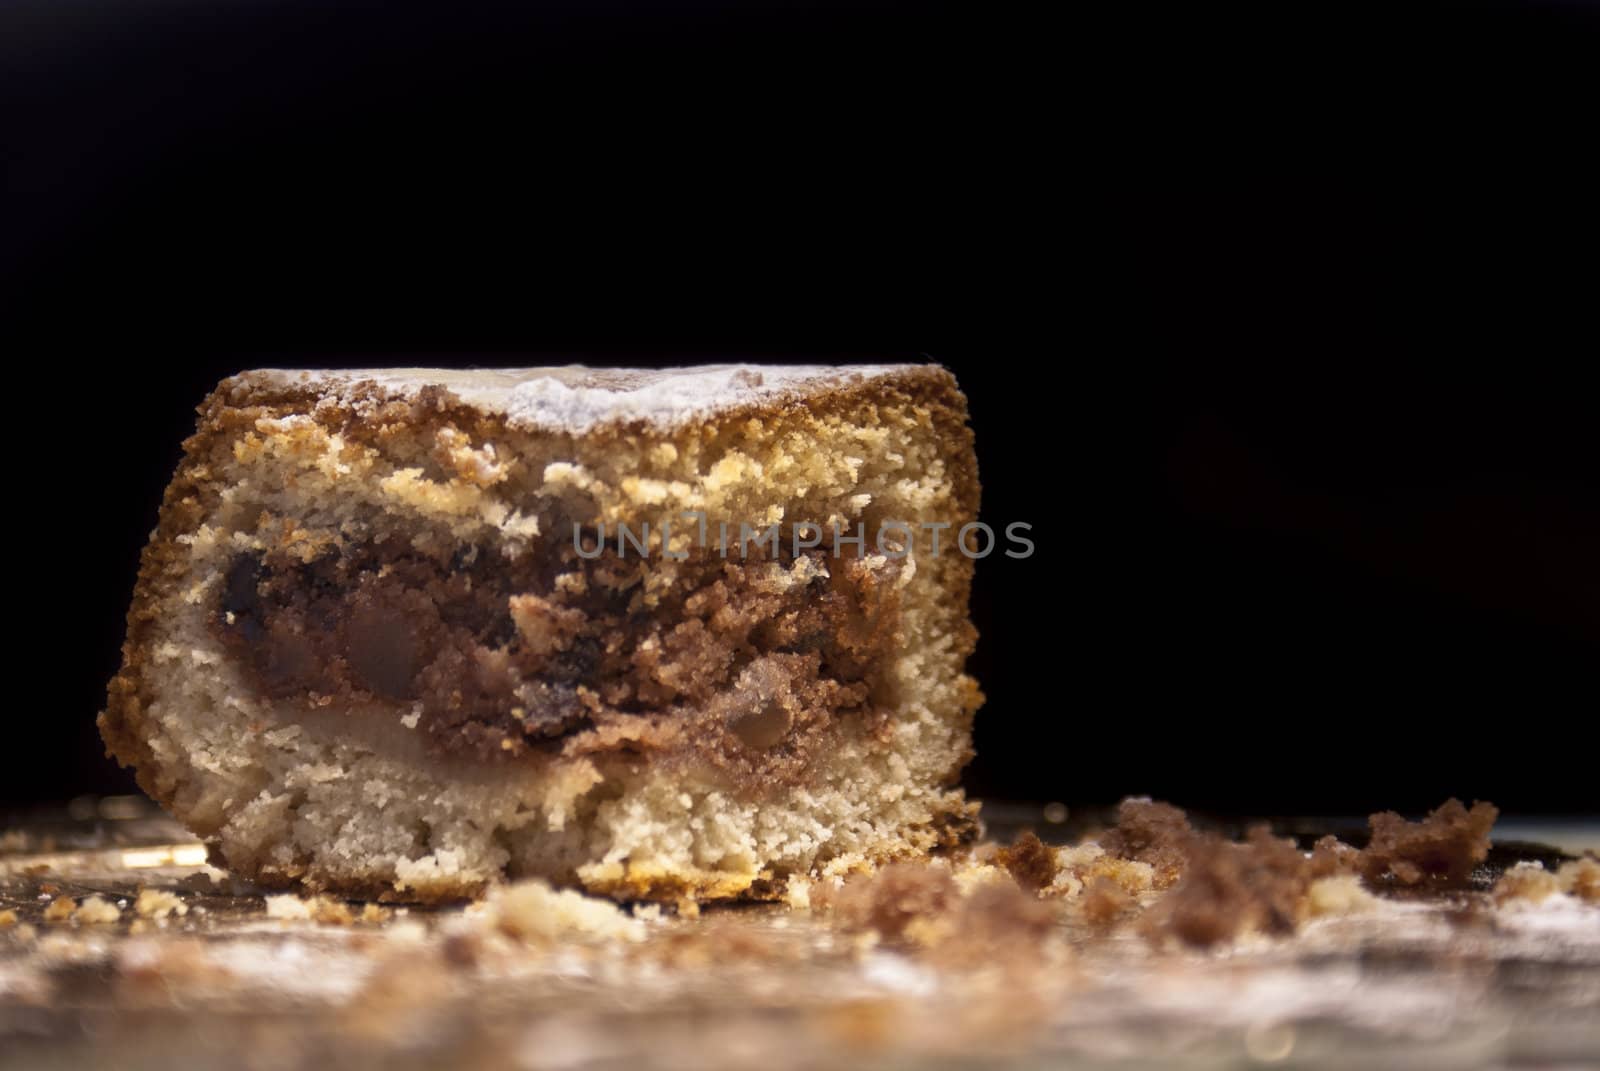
[1304, 873, 1379, 917]
[216, 540, 901, 776]
[101, 365, 982, 903]
[1493, 861, 1562, 905]
[994, 832, 1059, 894]
[823, 859, 1054, 959]
[74, 896, 123, 925]
[1095, 798, 1194, 889]
[1360, 799, 1498, 889]
[6, 796, 1599, 1070]
[1045, 842, 1157, 903]
[479, 877, 645, 943]
[1079, 875, 1137, 926]
[133, 889, 189, 920]
[1560, 856, 1600, 902]
[1079, 797, 1501, 946]
[827, 862, 959, 945]
[1073, 799, 1503, 947]
[1137, 827, 1329, 947]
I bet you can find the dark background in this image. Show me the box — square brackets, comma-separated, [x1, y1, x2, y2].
[5, 0, 1596, 815]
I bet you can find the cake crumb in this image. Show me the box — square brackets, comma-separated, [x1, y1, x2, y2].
[485, 879, 645, 943]
[996, 832, 1060, 894]
[1494, 862, 1562, 905]
[1558, 857, 1600, 902]
[929, 882, 1057, 965]
[1305, 874, 1378, 917]
[265, 893, 379, 924]
[75, 896, 123, 925]
[1360, 799, 1498, 889]
[42, 896, 77, 922]
[311, 899, 356, 925]
[0, 909, 17, 928]
[133, 889, 189, 920]
[1080, 876, 1135, 926]
[1047, 843, 1157, 902]
[264, 894, 314, 920]
[1309, 835, 1362, 879]
[782, 877, 813, 912]
[1141, 827, 1317, 948]
[1098, 798, 1194, 888]
[828, 860, 1054, 959]
[829, 863, 956, 945]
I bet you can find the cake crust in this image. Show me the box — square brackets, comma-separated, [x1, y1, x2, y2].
[102, 364, 982, 902]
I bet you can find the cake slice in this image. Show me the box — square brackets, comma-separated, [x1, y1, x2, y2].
[102, 365, 982, 902]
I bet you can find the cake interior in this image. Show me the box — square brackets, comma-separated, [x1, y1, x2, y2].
[104, 368, 982, 901]
[215, 531, 906, 786]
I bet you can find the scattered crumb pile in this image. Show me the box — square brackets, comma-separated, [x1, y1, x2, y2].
[1494, 857, 1600, 905]
[6, 796, 1587, 971]
[818, 860, 1055, 966]
[815, 796, 1554, 952]
[1075, 797, 1500, 947]
[1361, 799, 1498, 888]
[1135, 827, 1359, 947]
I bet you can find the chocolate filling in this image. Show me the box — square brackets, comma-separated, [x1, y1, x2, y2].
[214, 533, 902, 779]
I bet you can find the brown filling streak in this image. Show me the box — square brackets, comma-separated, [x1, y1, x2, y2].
[214, 533, 902, 785]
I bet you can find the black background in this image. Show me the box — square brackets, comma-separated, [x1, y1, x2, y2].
[5, 0, 1596, 815]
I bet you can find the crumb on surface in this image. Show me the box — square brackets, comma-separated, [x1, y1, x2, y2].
[134, 889, 189, 920]
[828, 863, 957, 945]
[781, 877, 813, 912]
[1097, 798, 1194, 888]
[1558, 857, 1600, 902]
[1079, 876, 1135, 926]
[1305, 874, 1378, 917]
[931, 881, 1057, 965]
[0, 908, 17, 928]
[265, 894, 314, 921]
[42, 896, 77, 923]
[484, 878, 645, 943]
[824, 859, 1055, 961]
[996, 832, 1059, 894]
[1140, 827, 1318, 948]
[75, 896, 123, 925]
[265, 893, 385, 925]
[1494, 862, 1562, 905]
[1309, 835, 1362, 879]
[1360, 799, 1498, 889]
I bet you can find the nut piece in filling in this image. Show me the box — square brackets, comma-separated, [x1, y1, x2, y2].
[102, 365, 983, 902]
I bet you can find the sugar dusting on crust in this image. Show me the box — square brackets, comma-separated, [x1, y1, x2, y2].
[252, 364, 916, 433]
